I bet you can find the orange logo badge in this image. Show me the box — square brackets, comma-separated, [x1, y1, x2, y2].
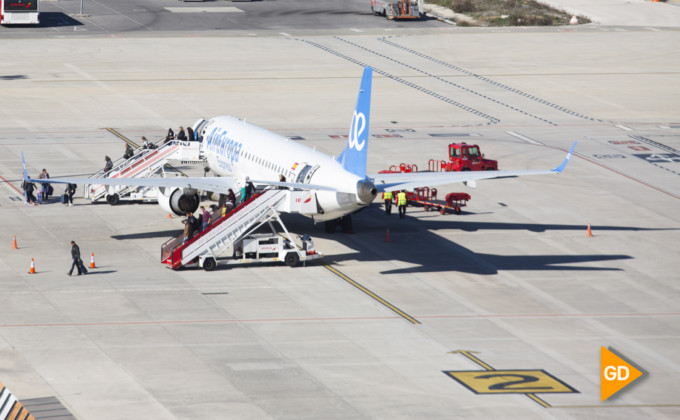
[601, 346, 647, 401]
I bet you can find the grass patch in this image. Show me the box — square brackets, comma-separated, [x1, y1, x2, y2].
[433, 0, 591, 26]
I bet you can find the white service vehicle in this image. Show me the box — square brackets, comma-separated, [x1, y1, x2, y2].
[200, 233, 322, 271]
[1, 0, 39, 24]
[371, 0, 423, 20]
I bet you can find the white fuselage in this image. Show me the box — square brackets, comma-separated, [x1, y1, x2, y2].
[201, 116, 370, 221]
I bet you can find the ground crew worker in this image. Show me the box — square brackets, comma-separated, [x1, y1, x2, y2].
[397, 190, 407, 219]
[383, 190, 393, 215]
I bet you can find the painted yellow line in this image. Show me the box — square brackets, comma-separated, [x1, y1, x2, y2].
[323, 264, 420, 325]
[454, 351, 495, 371]
[526, 393, 552, 408]
[105, 127, 138, 147]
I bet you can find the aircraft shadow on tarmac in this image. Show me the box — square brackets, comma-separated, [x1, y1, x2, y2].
[278, 207, 674, 275]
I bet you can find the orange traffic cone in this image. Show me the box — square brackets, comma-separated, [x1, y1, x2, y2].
[11, 235, 18, 249]
[586, 223, 593, 237]
[90, 252, 96, 268]
[28, 258, 36, 274]
[385, 227, 392, 242]
[166, 213, 172, 219]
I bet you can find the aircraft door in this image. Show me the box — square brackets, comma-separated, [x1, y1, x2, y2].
[294, 163, 311, 184]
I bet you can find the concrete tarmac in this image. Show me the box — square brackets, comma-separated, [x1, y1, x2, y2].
[0, 5, 679, 420]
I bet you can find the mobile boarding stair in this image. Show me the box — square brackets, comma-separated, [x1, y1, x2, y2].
[85, 140, 203, 204]
[161, 189, 323, 271]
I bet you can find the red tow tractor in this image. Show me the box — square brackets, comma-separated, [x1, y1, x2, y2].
[428, 143, 498, 172]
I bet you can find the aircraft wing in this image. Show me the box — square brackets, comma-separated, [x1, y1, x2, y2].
[21, 152, 336, 194]
[369, 142, 576, 192]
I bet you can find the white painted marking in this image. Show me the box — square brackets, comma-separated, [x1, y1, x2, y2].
[658, 126, 671, 130]
[350, 28, 362, 32]
[279, 32, 291, 37]
[164, 7, 244, 13]
[646, 27, 661, 32]
[505, 131, 543, 145]
[615, 124, 634, 132]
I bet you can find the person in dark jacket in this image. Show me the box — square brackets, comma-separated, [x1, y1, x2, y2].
[68, 240, 87, 276]
[244, 177, 255, 201]
[66, 183, 77, 206]
[227, 188, 236, 210]
[104, 156, 113, 173]
[23, 180, 37, 205]
[165, 128, 175, 144]
[123, 143, 134, 159]
[176, 127, 187, 141]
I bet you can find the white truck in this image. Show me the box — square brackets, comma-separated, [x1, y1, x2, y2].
[371, 0, 424, 20]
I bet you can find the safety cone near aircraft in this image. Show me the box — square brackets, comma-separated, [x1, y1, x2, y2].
[587, 223, 593, 237]
[29, 258, 36, 274]
[90, 252, 96, 268]
[385, 227, 392, 242]
[12, 235, 18, 249]
[166, 213, 172, 219]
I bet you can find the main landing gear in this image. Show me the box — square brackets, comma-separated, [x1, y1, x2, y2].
[324, 215, 354, 234]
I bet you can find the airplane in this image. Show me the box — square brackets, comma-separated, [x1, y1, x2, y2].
[22, 66, 576, 233]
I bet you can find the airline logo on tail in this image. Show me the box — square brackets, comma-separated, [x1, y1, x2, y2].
[337, 66, 373, 178]
[349, 111, 367, 151]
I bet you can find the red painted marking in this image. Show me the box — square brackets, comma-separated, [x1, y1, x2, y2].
[0, 174, 22, 194]
[0, 313, 677, 329]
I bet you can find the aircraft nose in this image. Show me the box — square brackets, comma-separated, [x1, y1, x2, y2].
[356, 179, 378, 204]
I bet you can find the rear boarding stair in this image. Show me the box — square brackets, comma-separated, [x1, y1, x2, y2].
[85, 140, 203, 204]
[161, 189, 322, 271]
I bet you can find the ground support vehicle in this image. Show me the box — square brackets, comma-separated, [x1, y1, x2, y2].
[405, 187, 471, 215]
[1, 0, 39, 24]
[428, 143, 498, 172]
[371, 0, 423, 20]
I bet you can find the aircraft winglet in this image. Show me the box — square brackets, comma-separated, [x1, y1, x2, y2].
[553, 141, 577, 173]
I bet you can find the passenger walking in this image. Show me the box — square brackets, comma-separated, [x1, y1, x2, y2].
[383, 190, 393, 215]
[244, 177, 255, 201]
[176, 127, 187, 141]
[221, 202, 228, 218]
[66, 183, 77, 207]
[397, 190, 407, 219]
[104, 156, 113, 173]
[142, 136, 151, 149]
[187, 127, 195, 141]
[201, 206, 211, 231]
[68, 240, 87, 276]
[22, 179, 37, 205]
[240, 185, 247, 204]
[165, 128, 175, 143]
[38, 168, 50, 202]
[123, 143, 134, 159]
[227, 188, 236, 210]
[183, 212, 196, 244]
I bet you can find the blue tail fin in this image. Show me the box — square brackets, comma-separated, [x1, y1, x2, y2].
[337, 66, 372, 178]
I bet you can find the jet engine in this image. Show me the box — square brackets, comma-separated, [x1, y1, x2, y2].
[158, 187, 200, 216]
